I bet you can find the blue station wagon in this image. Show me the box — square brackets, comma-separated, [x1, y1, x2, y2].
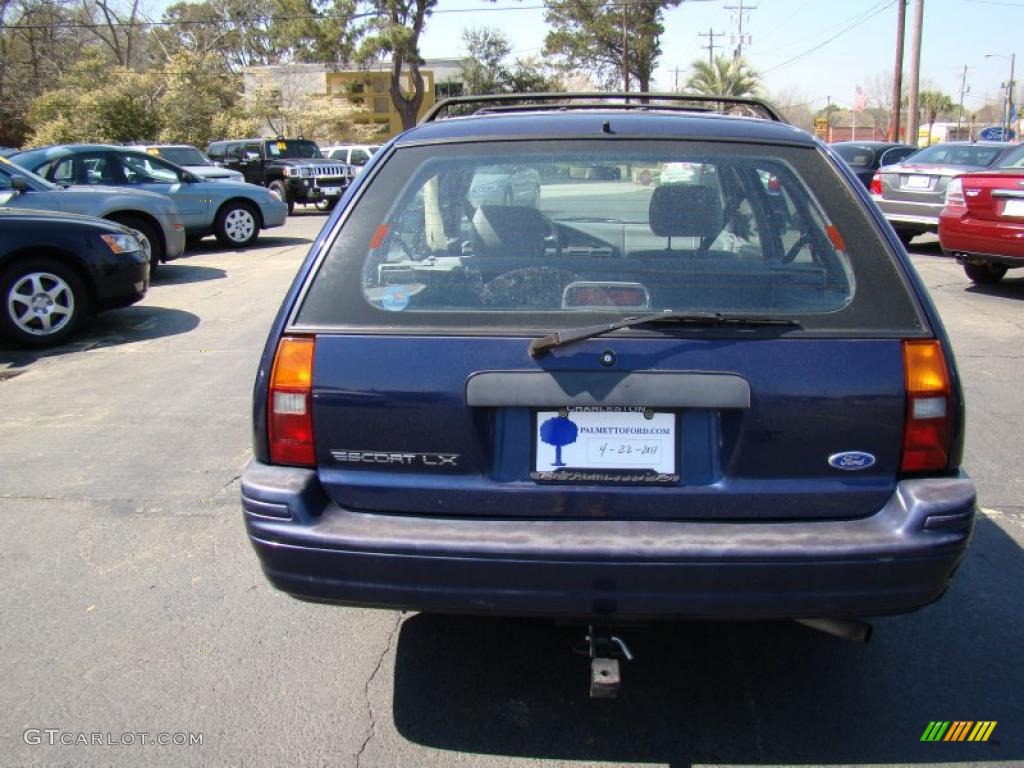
[241, 95, 975, 678]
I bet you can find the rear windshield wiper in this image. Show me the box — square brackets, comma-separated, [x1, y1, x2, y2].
[529, 311, 802, 357]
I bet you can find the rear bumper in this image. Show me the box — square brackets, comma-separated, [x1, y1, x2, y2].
[873, 197, 941, 231]
[160, 216, 186, 261]
[241, 461, 976, 620]
[939, 211, 1024, 265]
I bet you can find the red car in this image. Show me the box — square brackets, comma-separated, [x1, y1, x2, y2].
[939, 144, 1024, 283]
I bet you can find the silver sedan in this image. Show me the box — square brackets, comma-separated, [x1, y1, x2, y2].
[870, 141, 1013, 246]
[12, 145, 288, 248]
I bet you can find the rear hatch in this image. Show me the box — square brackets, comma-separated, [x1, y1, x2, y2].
[286, 133, 934, 523]
[959, 170, 1024, 221]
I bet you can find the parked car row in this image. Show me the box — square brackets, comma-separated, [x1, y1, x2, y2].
[0, 137, 378, 349]
[835, 138, 1024, 284]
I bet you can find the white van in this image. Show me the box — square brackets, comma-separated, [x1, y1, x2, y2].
[321, 144, 381, 172]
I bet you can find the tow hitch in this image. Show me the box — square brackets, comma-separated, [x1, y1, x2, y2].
[575, 625, 635, 698]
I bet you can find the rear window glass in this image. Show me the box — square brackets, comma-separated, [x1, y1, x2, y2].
[833, 145, 874, 167]
[296, 140, 924, 334]
[908, 144, 1005, 167]
[996, 144, 1024, 168]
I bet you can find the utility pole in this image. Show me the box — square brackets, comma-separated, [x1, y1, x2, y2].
[826, 95, 832, 143]
[698, 27, 725, 67]
[723, 0, 755, 61]
[1006, 53, 1015, 140]
[905, 0, 924, 147]
[621, 0, 630, 92]
[956, 64, 969, 140]
[888, 0, 907, 141]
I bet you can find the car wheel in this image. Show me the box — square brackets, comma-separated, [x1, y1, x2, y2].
[0, 258, 88, 348]
[111, 215, 163, 273]
[269, 181, 293, 215]
[215, 201, 260, 247]
[314, 198, 337, 212]
[963, 262, 1007, 284]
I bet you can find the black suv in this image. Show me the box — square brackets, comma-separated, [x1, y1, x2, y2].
[206, 138, 354, 214]
[242, 95, 975, 682]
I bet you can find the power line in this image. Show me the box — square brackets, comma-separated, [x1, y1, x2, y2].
[760, 0, 895, 75]
[756, 0, 892, 57]
[0, 3, 555, 31]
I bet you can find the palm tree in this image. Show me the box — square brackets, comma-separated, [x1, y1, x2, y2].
[917, 90, 955, 145]
[684, 55, 761, 98]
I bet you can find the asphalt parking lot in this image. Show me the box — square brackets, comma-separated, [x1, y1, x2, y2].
[1, 213, 1021, 768]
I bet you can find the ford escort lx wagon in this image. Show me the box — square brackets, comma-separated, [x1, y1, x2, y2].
[241, 95, 975, 664]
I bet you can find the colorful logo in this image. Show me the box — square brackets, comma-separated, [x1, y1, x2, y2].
[921, 721, 997, 742]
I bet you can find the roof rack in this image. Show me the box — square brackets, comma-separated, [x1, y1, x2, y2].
[421, 92, 786, 124]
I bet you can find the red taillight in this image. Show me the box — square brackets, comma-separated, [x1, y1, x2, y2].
[943, 177, 966, 212]
[268, 336, 315, 467]
[869, 172, 882, 196]
[901, 340, 951, 473]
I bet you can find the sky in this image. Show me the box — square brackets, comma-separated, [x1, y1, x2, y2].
[414, 0, 1022, 114]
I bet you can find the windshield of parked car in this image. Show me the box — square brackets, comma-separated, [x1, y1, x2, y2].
[905, 143, 1006, 167]
[295, 140, 924, 333]
[266, 140, 323, 159]
[0, 156, 58, 191]
[152, 147, 211, 166]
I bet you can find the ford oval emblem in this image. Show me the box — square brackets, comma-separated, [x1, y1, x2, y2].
[829, 452, 877, 471]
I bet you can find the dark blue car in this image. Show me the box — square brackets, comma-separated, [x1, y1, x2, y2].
[242, 95, 975, 635]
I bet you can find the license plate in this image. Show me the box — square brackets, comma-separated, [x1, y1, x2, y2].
[905, 175, 931, 190]
[319, 186, 340, 196]
[1002, 198, 1024, 217]
[534, 407, 676, 479]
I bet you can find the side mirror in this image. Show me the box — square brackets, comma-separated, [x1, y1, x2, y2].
[11, 176, 28, 192]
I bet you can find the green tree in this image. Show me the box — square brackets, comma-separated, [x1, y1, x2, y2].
[0, 0, 90, 146]
[917, 90, 955, 144]
[543, 0, 681, 92]
[355, 0, 436, 131]
[26, 52, 164, 144]
[460, 27, 561, 94]
[151, 0, 359, 71]
[155, 52, 255, 145]
[684, 55, 761, 97]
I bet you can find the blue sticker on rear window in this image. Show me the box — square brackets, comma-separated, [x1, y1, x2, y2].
[381, 285, 411, 312]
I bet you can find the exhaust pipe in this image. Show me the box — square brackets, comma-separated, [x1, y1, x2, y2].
[795, 618, 873, 644]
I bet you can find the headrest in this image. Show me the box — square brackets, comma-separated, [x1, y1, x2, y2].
[471, 205, 549, 258]
[648, 183, 724, 240]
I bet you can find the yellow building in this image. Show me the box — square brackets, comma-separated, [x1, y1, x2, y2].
[326, 69, 437, 137]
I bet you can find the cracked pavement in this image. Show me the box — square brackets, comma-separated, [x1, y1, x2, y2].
[1, 225, 1022, 767]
